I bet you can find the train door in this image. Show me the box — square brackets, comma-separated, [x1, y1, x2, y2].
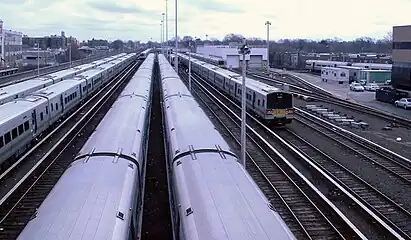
[252, 92, 256, 109]
[31, 110, 38, 134]
[60, 95, 64, 113]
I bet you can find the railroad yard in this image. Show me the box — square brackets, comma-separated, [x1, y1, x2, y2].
[0, 50, 411, 240]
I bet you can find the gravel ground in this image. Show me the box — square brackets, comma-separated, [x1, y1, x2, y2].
[285, 120, 411, 214]
[294, 98, 411, 158]
[141, 62, 172, 240]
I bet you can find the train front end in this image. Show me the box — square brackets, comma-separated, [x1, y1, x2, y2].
[265, 91, 294, 125]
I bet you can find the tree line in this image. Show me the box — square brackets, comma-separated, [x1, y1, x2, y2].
[163, 33, 393, 54]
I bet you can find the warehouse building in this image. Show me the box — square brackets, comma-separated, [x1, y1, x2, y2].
[320, 67, 350, 84]
[196, 45, 267, 69]
[359, 70, 391, 84]
[392, 25, 411, 91]
[0, 19, 23, 68]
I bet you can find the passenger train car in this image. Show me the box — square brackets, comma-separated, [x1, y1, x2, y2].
[158, 54, 295, 240]
[0, 67, 19, 77]
[176, 53, 294, 125]
[0, 53, 127, 105]
[17, 53, 155, 240]
[138, 48, 152, 60]
[186, 52, 226, 67]
[0, 53, 137, 166]
[305, 59, 392, 72]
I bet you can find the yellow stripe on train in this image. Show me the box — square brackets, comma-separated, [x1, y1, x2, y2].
[266, 109, 294, 115]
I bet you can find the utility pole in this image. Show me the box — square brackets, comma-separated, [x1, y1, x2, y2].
[174, 0, 178, 72]
[37, 43, 40, 76]
[238, 38, 251, 167]
[165, 0, 168, 58]
[188, 40, 191, 92]
[265, 21, 271, 71]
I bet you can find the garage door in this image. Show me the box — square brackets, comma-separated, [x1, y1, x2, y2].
[226, 55, 239, 69]
[249, 55, 262, 69]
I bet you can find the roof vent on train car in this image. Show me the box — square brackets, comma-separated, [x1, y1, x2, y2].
[186, 207, 193, 216]
[176, 160, 182, 166]
[128, 163, 134, 169]
[116, 211, 125, 220]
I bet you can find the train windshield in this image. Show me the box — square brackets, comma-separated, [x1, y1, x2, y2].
[267, 92, 293, 109]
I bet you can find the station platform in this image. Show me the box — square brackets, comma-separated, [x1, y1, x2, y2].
[270, 69, 411, 120]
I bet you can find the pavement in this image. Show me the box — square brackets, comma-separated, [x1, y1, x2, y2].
[272, 69, 411, 120]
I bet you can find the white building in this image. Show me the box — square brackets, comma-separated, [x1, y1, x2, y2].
[0, 19, 23, 68]
[196, 45, 268, 69]
[321, 67, 350, 84]
[338, 66, 364, 82]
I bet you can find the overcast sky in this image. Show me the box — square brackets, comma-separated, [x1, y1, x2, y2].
[1, 0, 410, 42]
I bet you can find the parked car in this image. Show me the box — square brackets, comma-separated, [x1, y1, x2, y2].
[364, 83, 379, 91]
[394, 98, 411, 109]
[350, 83, 365, 92]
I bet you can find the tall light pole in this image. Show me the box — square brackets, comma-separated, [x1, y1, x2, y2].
[162, 13, 165, 53]
[188, 40, 192, 92]
[160, 21, 163, 53]
[265, 21, 271, 71]
[238, 38, 251, 167]
[36, 42, 40, 76]
[68, 39, 72, 67]
[174, 0, 178, 72]
[165, 0, 168, 57]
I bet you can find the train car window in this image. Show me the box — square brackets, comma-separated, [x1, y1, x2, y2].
[24, 121, 29, 131]
[0, 136, 3, 148]
[55, 103, 58, 110]
[46, 106, 49, 114]
[51, 104, 53, 112]
[262, 99, 265, 107]
[4, 132, 11, 144]
[258, 99, 260, 106]
[40, 112, 44, 121]
[18, 124, 24, 135]
[12, 128, 18, 139]
[267, 93, 293, 109]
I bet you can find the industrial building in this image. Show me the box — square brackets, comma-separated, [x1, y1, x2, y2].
[392, 25, 411, 91]
[338, 66, 363, 82]
[320, 67, 350, 84]
[0, 19, 23, 68]
[22, 32, 67, 50]
[196, 45, 267, 69]
[359, 70, 391, 84]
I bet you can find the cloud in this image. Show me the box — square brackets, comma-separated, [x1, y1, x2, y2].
[183, 0, 243, 13]
[0, 0, 409, 42]
[87, 1, 155, 15]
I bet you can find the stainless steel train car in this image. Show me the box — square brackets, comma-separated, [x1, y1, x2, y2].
[305, 60, 348, 72]
[177, 53, 294, 125]
[158, 54, 295, 240]
[305, 60, 392, 72]
[138, 48, 152, 60]
[0, 53, 127, 105]
[0, 53, 137, 166]
[186, 52, 226, 67]
[17, 53, 155, 240]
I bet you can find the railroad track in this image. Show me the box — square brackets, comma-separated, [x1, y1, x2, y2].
[179, 71, 366, 239]
[281, 109, 411, 237]
[0, 61, 140, 239]
[248, 71, 411, 129]
[179, 69, 411, 239]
